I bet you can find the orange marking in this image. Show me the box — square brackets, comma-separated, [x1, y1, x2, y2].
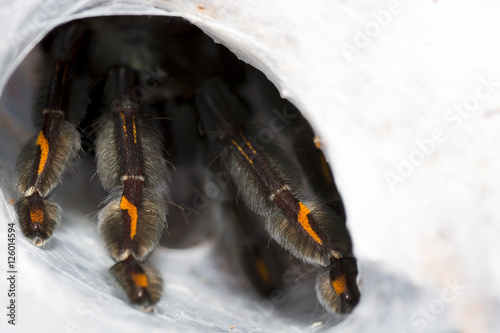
[298, 202, 323, 245]
[30, 206, 44, 224]
[239, 132, 257, 154]
[132, 115, 137, 144]
[131, 273, 148, 288]
[231, 139, 253, 165]
[255, 258, 270, 285]
[314, 135, 322, 149]
[120, 196, 138, 239]
[120, 113, 127, 137]
[36, 131, 49, 175]
[331, 275, 347, 295]
[320, 154, 333, 185]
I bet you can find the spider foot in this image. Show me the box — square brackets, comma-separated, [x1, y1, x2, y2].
[110, 256, 163, 312]
[315, 257, 360, 315]
[14, 192, 61, 246]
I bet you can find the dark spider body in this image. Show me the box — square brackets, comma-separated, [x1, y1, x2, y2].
[12, 15, 360, 316]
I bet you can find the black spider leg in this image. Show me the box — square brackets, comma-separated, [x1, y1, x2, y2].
[230, 204, 286, 296]
[95, 67, 166, 311]
[14, 21, 91, 246]
[149, 76, 211, 247]
[195, 78, 360, 315]
[289, 109, 360, 314]
[211, 157, 287, 296]
[289, 105, 346, 219]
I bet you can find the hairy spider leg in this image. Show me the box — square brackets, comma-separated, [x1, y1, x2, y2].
[95, 67, 166, 311]
[290, 109, 347, 221]
[15, 21, 91, 246]
[290, 109, 359, 314]
[196, 78, 360, 315]
[215, 174, 287, 295]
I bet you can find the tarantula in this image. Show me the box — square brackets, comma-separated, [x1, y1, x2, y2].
[11, 15, 360, 316]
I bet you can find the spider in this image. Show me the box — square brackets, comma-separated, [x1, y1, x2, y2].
[11, 15, 360, 316]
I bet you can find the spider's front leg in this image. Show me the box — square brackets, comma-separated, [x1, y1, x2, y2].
[95, 67, 166, 311]
[196, 79, 360, 315]
[15, 21, 90, 246]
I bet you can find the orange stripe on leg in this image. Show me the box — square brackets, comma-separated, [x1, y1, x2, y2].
[120, 113, 128, 137]
[120, 196, 138, 239]
[239, 132, 257, 154]
[30, 206, 44, 224]
[36, 131, 49, 175]
[297, 202, 323, 245]
[131, 273, 148, 288]
[231, 139, 254, 165]
[319, 154, 334, 185]
[132, 115, 137, 144]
